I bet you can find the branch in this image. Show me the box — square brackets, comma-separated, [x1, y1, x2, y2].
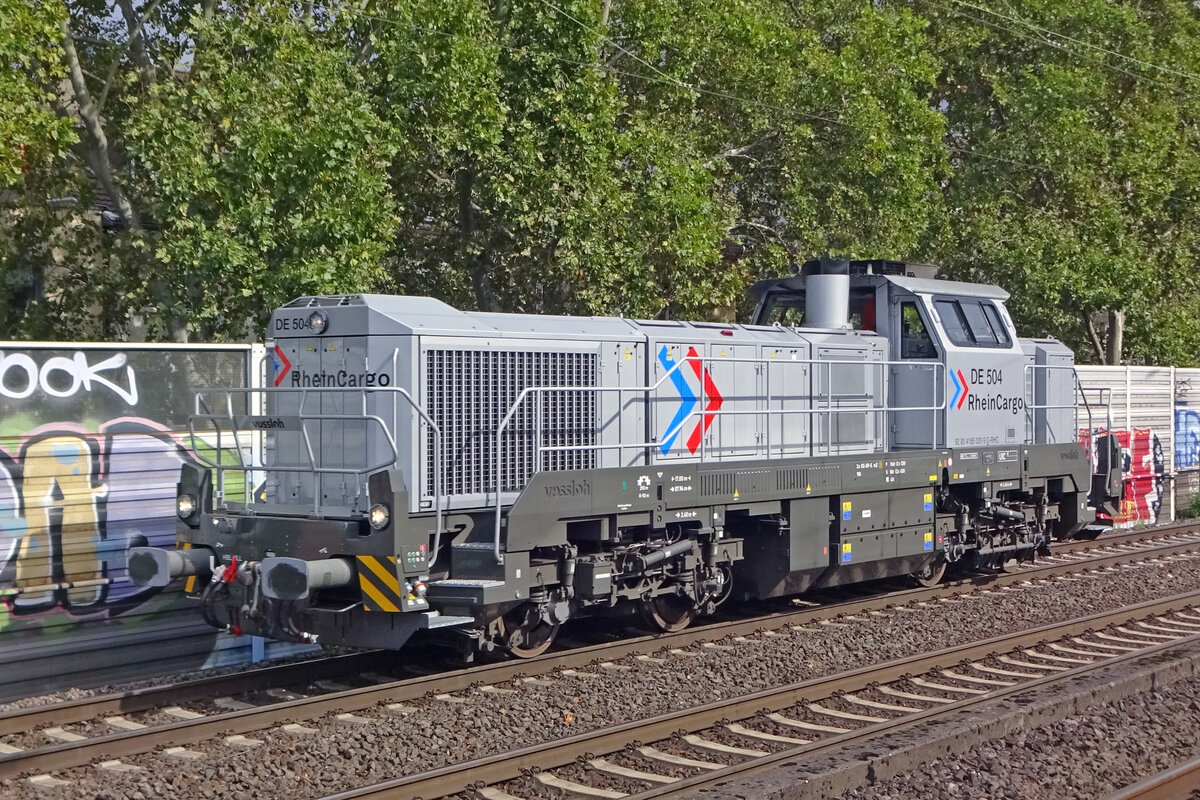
[98, 0, 163, 111]
[117, 0, 158, 87]
[355, 38, 375, 67]
[598, 0, 612, 59]
[731, 220, 792, 253]
[60, 18, 140, 230]
[705, 131, 778, 169]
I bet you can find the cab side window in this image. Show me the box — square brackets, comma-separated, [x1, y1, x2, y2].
[934, 298, 1012, 348]
[900, 301, 937, 358]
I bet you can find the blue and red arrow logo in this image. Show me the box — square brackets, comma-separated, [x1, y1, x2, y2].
[950, 368, 970, 410]
[658, 345, 724, 454]
[272, 345, 292, 387]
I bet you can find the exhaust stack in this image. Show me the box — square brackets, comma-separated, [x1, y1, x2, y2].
[804, 256, 851, 330]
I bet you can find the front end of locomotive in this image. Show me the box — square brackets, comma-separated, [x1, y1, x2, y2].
[126, 296, 463, 649]
[127, 461, 444, 648]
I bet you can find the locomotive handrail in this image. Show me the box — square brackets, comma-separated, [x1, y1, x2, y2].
[1078, 385, 1114, 433]
[189, 385, 445, 569]
[490, 355, 701, 564]
[1022, 364, 1104, 450]
[491, 354, 947, 565]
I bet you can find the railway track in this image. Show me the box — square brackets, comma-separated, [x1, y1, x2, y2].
[328, 588, 1200, 800]
[3, 523, 1200, 785]
[1101, 754, 1200, 800]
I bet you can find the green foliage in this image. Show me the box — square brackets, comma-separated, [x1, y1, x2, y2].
[1179, 489, 1200, 520]
[1, 0, 1199, 360]
[0, 0, 89, 339]
[121, 6, 402, 339]
[921, 0, 1200, 363]
[0, 0, 75, 184]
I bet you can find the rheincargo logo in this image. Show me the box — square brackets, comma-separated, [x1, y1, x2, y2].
[290, 369, 391, 388]
[966, 393, 1026, 415]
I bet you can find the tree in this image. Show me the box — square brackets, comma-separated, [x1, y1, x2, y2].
[0, 0, 75, 183]
[918, 0, 1200, 364]
[4, 0, 1199, 365]
[0, 0, 79, 335]
[120, 6, 403, 340]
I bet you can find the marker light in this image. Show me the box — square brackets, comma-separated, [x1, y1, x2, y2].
[368, 503, 390, 530]
[177, 493, 197, 520]
[308, 309, 329, 334]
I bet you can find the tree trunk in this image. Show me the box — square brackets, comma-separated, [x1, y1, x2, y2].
[62, 16, 188, 343]
[1084, 313, 1105, 363]
[457, 167, 497, 312]
[60, 19, 139, 230]
[1106, 308, 1124, 365]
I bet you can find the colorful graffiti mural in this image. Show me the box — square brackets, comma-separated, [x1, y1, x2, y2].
[1177, 409, 1200, 470]
[0, 346, 253, 697]
[0, 418, 192, 615]
[1084, 427, 1166, 527]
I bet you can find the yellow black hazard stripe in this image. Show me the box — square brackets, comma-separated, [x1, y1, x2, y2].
[182, 543, 198, 594]
[357, 556, 403, 612]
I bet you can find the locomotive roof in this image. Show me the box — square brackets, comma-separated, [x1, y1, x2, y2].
[885, 274, 1009, 300]
[279, 294, 645, 338]
[748, 272, 1009, 302]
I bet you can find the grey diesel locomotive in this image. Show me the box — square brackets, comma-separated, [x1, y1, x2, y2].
[128, 259, 1123, 657]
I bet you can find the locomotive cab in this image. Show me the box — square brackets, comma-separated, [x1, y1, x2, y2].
[751, 258, 1073, 453]
[753, 258, 1113, 566]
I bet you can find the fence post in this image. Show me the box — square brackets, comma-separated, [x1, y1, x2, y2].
[1125, 366, 1132, 432]
[1171, 365, 1177, 521]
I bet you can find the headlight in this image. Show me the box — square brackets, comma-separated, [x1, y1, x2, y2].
[308, 309, 329, 334]
[368, 503, 390, 530]
[177, 493, 197, 520]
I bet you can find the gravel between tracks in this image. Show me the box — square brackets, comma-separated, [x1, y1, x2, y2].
[837, 669, 1200, 800]
[0, 648, 355, 714]
[7, 552, 1200, 800]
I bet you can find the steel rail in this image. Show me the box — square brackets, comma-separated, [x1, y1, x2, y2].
[1099, 754, 1200, 800]
[0, 651, 387, 737]
[2, 524, 1197, 779]
[322, 589, 1200, 800]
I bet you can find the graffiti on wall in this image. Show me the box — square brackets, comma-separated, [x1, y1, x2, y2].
[0, 347, 248, 631]
[0, 419, 189, 616]
[1176, 409, 1200, 470]
[1084, 427, 1165, 527]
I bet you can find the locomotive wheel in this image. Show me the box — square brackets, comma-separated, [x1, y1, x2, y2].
[912, 558, 947, 588]
[999, 557, 1021, 574]
[642, 594, 697, 633]
[498, 605, 559, 659]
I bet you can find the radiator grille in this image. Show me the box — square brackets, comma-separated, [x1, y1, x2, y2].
[425, 349, 598, 497]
